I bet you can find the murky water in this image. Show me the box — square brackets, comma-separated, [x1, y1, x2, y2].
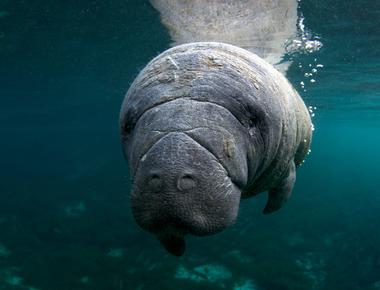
[0, 0, 379, 289]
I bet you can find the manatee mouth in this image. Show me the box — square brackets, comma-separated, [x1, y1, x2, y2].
[131, 131, 242, 256]
[145, 210, 189, 257]
[158, 233, 186, 257]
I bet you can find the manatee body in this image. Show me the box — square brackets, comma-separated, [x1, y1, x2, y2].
[120, 42, 312, 256]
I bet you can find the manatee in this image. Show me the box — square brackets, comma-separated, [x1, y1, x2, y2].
[120, 42, 312, 256]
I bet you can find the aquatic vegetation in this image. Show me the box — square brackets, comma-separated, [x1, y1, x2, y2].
[295, 253, 327, 290]
[63, 201, 86, 217]
[0, 268, 41, 290]
[106, 248, 125, 258]
[233, 279, 259, 290]
[175, 263, 232, 284]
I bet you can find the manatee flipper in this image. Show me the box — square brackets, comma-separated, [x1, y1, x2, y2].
[158, 234, 186, 257]
[263, 161, 296, 214]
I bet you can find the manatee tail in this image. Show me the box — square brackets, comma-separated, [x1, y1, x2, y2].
[150, 0, 298, 73]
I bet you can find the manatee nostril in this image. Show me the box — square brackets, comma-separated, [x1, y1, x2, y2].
[148, 174, 163, 192]
[177, 174, 196, 191]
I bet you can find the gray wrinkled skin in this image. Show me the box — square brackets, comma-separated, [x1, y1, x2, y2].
[120, 42, 312, 256]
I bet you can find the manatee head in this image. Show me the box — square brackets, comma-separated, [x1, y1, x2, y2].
[131, 132, 242, 256]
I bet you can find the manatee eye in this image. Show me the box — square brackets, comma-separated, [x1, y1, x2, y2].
[177, 174, 196, 191]
[249, 117, 257, 127]
[123, 122, 133, 135]
[148, 174, 163, 192]
[248, 114, 263, 137]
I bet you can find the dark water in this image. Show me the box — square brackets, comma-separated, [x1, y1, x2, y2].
[1, 0, 379, 289]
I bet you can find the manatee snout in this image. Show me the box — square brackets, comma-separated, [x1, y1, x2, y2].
[130, 132, 241, 256]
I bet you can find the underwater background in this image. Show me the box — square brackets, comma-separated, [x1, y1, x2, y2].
[0, 0, 379, 289]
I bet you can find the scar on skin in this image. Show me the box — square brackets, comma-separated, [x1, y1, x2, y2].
[167, 56, 179, 69]
[223, 138, 234, 158]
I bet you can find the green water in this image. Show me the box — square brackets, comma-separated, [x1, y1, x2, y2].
[0, 0, 379, 289]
